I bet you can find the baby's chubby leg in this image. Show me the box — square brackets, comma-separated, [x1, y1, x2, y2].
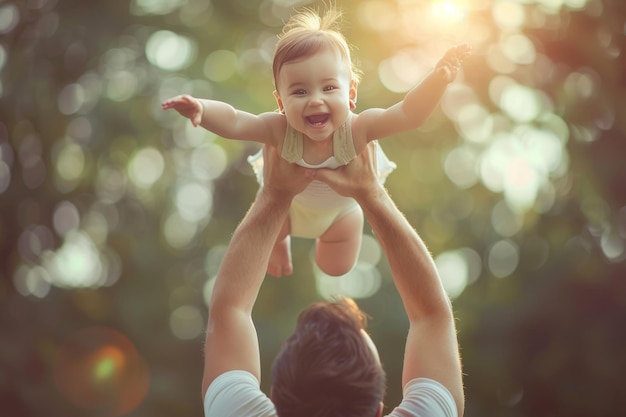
[315, 206, 364, 277]
[267, 217, 292, 277]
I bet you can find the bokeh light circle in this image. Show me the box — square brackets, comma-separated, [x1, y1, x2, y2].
[52, 326, 149, 416]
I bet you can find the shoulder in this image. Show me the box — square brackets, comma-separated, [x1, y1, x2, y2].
[255, 111, 287, 147]
[349, 110, 384, 154]
[204, 370, 276, 417]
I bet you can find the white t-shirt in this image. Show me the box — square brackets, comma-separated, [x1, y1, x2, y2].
[204, 370, 457, 417]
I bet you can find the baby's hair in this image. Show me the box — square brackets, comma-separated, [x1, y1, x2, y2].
[272, 7, 362, 89]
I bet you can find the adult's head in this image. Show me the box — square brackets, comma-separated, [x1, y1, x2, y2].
[271, 297, 386, 417]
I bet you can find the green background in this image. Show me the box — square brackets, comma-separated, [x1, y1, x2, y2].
[1, 0, 625, 416]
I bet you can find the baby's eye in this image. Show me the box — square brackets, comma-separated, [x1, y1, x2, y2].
[293, 89, 306, 95]
[323, 86, 337, 91]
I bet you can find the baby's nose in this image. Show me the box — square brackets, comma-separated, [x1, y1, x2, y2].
[308, 94, 324, 105]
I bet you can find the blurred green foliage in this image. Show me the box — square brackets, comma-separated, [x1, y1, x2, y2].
[1, 0, 625, 416]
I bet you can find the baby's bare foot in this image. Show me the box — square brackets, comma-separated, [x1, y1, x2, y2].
[267, 236, 292, 277]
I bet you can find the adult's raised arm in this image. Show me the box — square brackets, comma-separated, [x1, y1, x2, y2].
[202, 145, 311, 396]
[312, 144, 464, 415]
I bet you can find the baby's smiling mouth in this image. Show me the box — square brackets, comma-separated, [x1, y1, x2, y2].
[306, 114, 330, 126]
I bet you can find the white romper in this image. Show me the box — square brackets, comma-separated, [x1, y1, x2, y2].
[248, 114, 396, 238]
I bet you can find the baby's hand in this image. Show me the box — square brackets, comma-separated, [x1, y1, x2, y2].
[435, 44, 472, 83]
[161, 94, 203, 127]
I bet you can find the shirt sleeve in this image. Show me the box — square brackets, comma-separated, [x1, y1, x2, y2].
[386, 378, 458, 417]
[203, 370, 277, 417]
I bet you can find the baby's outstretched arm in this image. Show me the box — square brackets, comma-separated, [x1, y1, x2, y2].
[398, 43, 471, 123]
[162, 94, 283, 145]
[353, 44, 471, 145]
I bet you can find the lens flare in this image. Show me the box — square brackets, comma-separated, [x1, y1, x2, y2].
[431, 0, 467, 25]
[52, 326, 149, 416]
[92, 346, 125, 381]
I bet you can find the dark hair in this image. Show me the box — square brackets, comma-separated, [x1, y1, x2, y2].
[271, 297, 386, 417]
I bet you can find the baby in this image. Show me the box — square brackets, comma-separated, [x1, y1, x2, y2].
[162, 7, 470, 277]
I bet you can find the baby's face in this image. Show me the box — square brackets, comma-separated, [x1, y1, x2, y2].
[274, 47, 356, 143]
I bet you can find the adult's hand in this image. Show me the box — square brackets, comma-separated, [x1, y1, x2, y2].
[263, 145, 312, 198]
[310, 142, 382, 202]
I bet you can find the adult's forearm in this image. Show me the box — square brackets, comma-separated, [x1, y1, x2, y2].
[210, 189, 291, 313]
[356, 187, 451, 320]
[202, 188, 292, 393]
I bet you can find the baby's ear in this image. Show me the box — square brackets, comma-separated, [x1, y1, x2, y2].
[273, 90, 285, 113]
[349, 80, 358, 110]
